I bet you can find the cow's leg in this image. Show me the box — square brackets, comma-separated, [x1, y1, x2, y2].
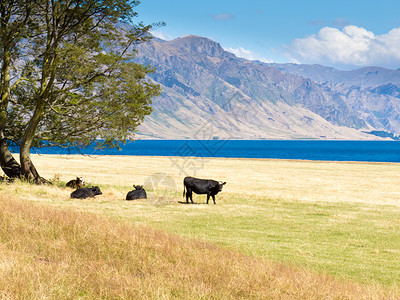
[186, 188, 191, 203]
[187, 188, 194, 204]
[206, 194, 210, 204]
[212, 195, 216, 204]
[189, 190, 194, 203]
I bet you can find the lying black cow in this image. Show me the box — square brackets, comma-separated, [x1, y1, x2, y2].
[183, 176, 226, 204]
[66, 177, 85, 189]
[126, 185, 147, 200]
[70, 186, 102, 199]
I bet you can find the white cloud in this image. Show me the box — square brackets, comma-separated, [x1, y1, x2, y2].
[150, 30, 175, 41]
[225, 47, 273, 63]
[285, 25, 400, 69]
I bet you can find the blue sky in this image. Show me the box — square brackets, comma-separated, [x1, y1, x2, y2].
[136, 0, 400, 70]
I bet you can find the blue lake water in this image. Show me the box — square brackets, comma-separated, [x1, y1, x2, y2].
[30, 140, 400, 163]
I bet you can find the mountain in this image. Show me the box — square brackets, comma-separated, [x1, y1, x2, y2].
[269, 63, 400, 136]
[131, 35, 400, 140]
[269, 63, 400, 88]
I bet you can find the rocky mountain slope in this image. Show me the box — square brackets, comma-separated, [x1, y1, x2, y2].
[132, 35, 400, 140]
[270, 63, 400, 88]
[271, 63, 400, 136]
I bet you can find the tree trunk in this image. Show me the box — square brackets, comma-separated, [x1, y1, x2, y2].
[0, 132, 22, 179]
[0, 39, 22, 179]
[19, 100, 50, 184]
[20, 140, 50, 185]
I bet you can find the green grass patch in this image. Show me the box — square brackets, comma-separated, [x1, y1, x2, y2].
[98, 193, 400, 288]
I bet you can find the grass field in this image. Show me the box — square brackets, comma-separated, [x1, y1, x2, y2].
[1, 154, 400, 298]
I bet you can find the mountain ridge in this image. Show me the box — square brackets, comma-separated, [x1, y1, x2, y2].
[132, 34, 400, 140]
[270, 63, 400, 88]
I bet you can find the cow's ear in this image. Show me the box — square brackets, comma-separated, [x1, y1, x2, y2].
[222, 182, 226, 185]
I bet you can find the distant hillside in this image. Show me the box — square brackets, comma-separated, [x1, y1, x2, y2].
[131, 34, 400, 140]
[269, 63, 400, 87]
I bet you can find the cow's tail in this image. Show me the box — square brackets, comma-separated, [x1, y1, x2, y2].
[183, 185, 186, 198]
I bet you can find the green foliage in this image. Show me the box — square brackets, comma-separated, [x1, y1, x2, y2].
[4, 0, 162, 150]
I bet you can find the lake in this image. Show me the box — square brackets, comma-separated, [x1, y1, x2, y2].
[33, 140, 400, 163]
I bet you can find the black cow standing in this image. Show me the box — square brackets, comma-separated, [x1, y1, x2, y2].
[183, 176, 226, 204]
[70, 186, 102, 199]
[126, 185, 147, 200]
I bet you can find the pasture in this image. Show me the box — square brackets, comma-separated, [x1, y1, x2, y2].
[1, 154, 400, 297]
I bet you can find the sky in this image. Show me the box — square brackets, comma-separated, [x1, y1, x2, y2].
[135, 0, 400, 70]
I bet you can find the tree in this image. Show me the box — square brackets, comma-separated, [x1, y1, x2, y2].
[1, 0, 162, 183]
[0, 0, 33, 178]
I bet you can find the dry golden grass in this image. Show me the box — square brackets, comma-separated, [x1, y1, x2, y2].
[0, 193, 397, 299]
[1, 154, 400, 298]
[31, 154, 400, 206]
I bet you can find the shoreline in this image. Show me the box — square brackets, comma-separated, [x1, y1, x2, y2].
[10, 139, 400, 164]
[24, 153, 400, 166]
